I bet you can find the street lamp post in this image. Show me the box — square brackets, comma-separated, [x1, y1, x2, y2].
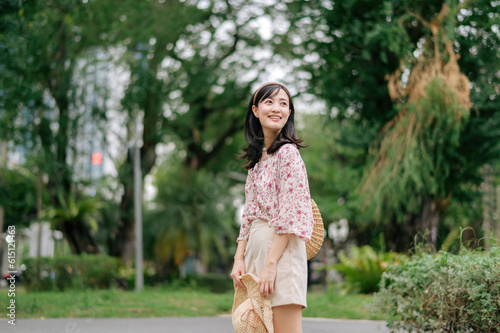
[130, 118, 144, 292]
[133, 144, 144, 292]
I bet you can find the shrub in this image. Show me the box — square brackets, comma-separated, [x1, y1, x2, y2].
[373, 247, 500, 332]
[23, 255, 119, 291]
[333, 245, 400, 294]
[193, 273, 233, 293]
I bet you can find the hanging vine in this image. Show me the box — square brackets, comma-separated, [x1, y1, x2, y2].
[359, 3, 472, 220]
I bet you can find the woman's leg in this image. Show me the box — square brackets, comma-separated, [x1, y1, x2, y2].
[272, 304, 303, 333]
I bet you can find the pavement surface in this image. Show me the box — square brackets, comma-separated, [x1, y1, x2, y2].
[0, 316, 397, 333]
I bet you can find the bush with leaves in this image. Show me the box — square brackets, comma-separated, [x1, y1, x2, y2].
[333, 245, 400, 294]
[373, 247, 500, 332]
[23, 255, 119, 291]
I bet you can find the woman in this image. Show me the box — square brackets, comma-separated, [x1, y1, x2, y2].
[231, 82, 314, 333]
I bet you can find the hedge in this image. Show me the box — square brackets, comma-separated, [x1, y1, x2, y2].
[23, 255, 119, 291]
[374, 247, 500, 332]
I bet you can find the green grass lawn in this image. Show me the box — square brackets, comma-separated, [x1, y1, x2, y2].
[0, 286, 387, 320]
[304, 292, 386, 320]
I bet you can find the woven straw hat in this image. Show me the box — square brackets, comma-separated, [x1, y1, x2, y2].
[306, 199, 325, 260]
[232, 273, 274, 333]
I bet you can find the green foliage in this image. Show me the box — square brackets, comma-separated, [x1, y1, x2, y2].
[192, 273, 233, 294]
[360, 78, 470, 218]
[143, 161, 238, 273]
[333, 245, 400, 294]
[374, 248, 500, 332]
[0, 168, 38, 230]
[23, 255, 119, 291]
[285, 0, 410, 125]
[2, 0, 499, 263]
[300, 114, 376, 229]
[285, 0, 500, 252]
[110, 0, 268, 258]
[48, 192, 101, 232]
[45, 192, 102, 254]
[0, 0, 118, 161]
[1, 0, 121, 253]
[118, 268, 232, 293]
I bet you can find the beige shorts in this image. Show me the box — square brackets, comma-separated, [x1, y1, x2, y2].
[244, 218, 308, 309]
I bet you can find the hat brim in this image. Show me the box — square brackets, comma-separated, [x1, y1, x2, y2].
[232, 273, 274, 333]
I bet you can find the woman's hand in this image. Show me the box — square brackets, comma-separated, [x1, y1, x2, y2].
[259, 262, 277, 298]
[259, 233, 291, 299]
[231, 258, 247, 290]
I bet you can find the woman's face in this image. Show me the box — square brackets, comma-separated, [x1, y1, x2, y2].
[252, 88, 291, 134]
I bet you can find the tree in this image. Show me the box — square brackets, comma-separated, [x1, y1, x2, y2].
[284, 0, 500, 251]
[0, 0, 120, 253]
[108, 0, 281, 261]
[144, 157, 239, 275]
[360, 3, 472, 245]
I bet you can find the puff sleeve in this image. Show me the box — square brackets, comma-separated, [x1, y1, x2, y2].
[268, 144, 314, 241]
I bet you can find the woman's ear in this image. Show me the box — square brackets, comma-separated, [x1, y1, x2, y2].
[252, 105, 259, 118]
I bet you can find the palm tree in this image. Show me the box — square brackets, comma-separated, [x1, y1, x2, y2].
[49, 191, 101, 254]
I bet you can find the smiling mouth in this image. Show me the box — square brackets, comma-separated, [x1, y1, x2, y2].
[269, 116, 281, 120]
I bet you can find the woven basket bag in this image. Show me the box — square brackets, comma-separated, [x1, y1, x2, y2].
[306, 199, 325, 260]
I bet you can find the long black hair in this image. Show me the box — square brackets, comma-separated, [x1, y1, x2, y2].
[239, 83, 307, 170]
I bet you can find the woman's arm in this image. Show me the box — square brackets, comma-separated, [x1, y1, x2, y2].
[268, 144, 314, 241]
[231, 240, 247, 290]
[259, 233, 291, 298]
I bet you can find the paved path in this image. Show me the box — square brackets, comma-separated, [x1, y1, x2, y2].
[1, 317, 397, 333]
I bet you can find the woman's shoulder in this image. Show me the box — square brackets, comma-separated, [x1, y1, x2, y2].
[275, 143, 304, 164]
[276, 142, 300, 156]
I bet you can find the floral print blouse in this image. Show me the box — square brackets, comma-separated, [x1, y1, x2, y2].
[237, 143, 314, 242]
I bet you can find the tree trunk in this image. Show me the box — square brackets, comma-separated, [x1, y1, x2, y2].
[496, 185, 500, 245]
[110, 137, 158, 261]
[481, 164, 494, 251]
[36, 172, 43, 257]
[382, 196, 440, 253]
[51, 86, 72, 196]
[60, 220, 99, 254]
[109, 148, 135, 260]
[419, 194, 440, 251]
[383, 213, 417, 252]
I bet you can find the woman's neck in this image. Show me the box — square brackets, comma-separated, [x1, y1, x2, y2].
[263, 130, 279, 151]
